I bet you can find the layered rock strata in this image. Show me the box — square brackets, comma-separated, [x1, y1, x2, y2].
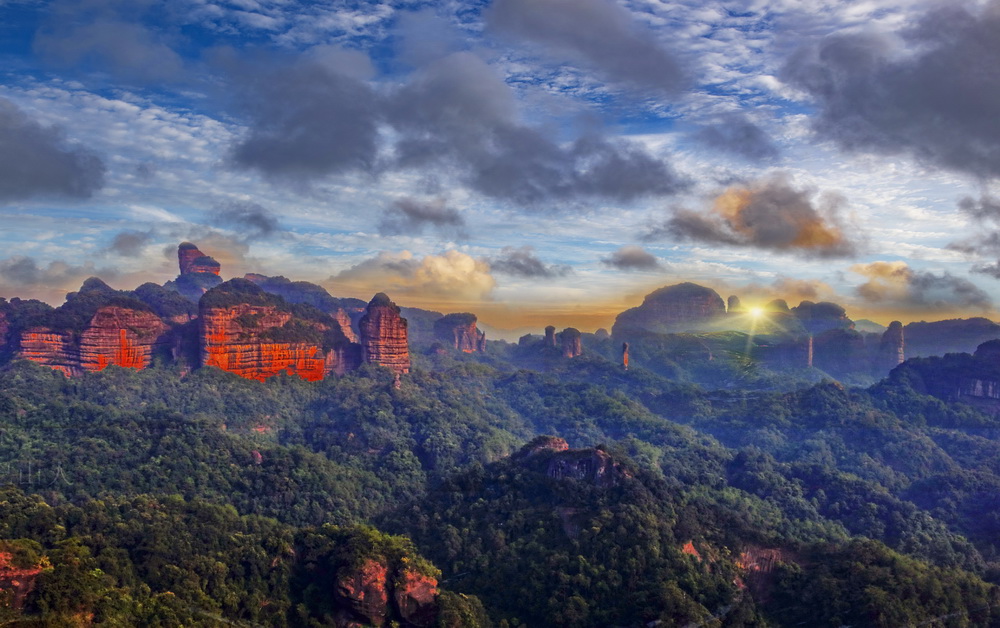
[359, 293, 410, 374]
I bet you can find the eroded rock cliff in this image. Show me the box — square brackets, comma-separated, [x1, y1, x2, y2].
[359, 293, 410, 374]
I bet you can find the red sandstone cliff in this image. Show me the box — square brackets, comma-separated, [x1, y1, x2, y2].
[359, 293, 410, 374]
[200, 303, 358, 381]
[178, 242, 220, 275]
[612, 282, 726, 337]
[19, 306, 169, 376]
[559, 327, 582, 358]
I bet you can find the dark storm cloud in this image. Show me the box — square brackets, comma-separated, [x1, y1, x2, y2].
[486, 0, 687, 94]
[488, 246, 572, 278]
[227, 46, 688, 205]
[107, 230, 152, 257]
[224, 50, 381, 182]
[949, 194, 1000, 277]
[0, 98, 105, 202]
[386, 52, 688, 205]
[646, 175, 858, 258]
[853, 261, 992, 310]
[600, 245, 662, 271]
[211, 201, 282, 240]
[33, 0, 184, 83]
[378, 198, 467, 239]
[694, 114, 779, 161]
[783, 1, 1000, 179]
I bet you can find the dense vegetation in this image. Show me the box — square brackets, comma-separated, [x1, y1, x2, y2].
[4, 323, 1000, 624]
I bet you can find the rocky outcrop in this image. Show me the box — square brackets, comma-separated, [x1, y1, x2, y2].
[812, 328, 867, 376]
[79, 306, 170, 371]
[199, 279, 360, 381]
[18, 329, 78, 376]
[790, 300, 851, 335]
[878, 321, 905, 371]
[167, 243, 223, 301]
[622, 342, 629, 370]
[433, 313, 486, 352]
[559, 327, 582, 358]
[905, 317, 1000, 359]
[244, 273, 364, 343]
[544, 325, 556, 347]
[393, 568, 440, 627]
[19, 302, 169, 376]
[0, 549, 43, 611]
[359, 294, 410, 374]
[337, 558, 390, 626]
[546, 448, 627, 488]
[612, 283, 726, 337]
[178, 242, 220, 275]
[727, 295, 742, 313]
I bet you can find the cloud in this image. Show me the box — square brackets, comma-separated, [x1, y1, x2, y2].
[648, 174, 858, 258]
[488, 246, 571, 278]
[387, 52, 687, 205]
[694, 113, 779, 161]
[486, 0, 686, 94]
[949, 194, 1000, 277]
[224, 49, 381, 182]
[226, 48, 687, 205]
[852, 261, 992, 311]
[0, 98, 105, 202]
[33, 0, 184, 83]
[0, 255, 119, 304]
[783, 1, 1000, 179]
[107, 230, 152, 257]
[329, 250, 496, 302]
[378, 197, 467, 239]
[210, 201, 282, 240]
[600, 245, 662, 271]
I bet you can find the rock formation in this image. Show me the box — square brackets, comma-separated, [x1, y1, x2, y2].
[166, 243, 223, 301]
[727, 295, 743, 313]
[559, 327, 582, 358]
[544, 325, 556, 347]
[244, 273, 363, 343]
[612, 282, 726, 338]
[199, 279, 360, 381]
[178, 242, 220, 275]
[17, 280, 170, 376]
[878, 321, 905, 371]
[514, 437, 629, 488]
[359, 293, 410, 374]
[622, 341, 629, 370]
[790, 300, 851, 335]
[433, 313, 486, 352]
[0, 548, 43, 611]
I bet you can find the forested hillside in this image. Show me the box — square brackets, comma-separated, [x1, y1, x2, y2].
[3, 338, 1000, 624]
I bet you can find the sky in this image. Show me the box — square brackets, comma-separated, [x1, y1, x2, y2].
[3, 0, 1000, 335]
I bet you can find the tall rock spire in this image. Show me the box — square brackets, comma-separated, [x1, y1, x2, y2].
[359, 293, 410, 374]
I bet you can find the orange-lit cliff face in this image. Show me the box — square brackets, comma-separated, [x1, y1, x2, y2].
[359, 294, 410, 374]
[200, 304, 323, 381]
[79, 307, 170, 371]
[18, 306, 169, 375]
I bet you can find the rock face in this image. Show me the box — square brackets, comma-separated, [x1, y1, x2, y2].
[546, 448, 626, 488]
[167, 243, 223, 301]
[433, 313, 486, 352]
[878, 321, 905, 371]
[79, 306, 170, 371]
[613, 283, 726, 337]
[559, 327, 582, 358]
[336, 558, 390, 626]
[178, 242, 220, 275]
[19, 304, 169, 376]
[727, 295, 743, 313]
[359, 293, 410, 374]
[0, 550, 43, 611]
[244, 273, 364, 343]
[544, 325, 556, 347]
[790, 300, 851, 335]
[622, 342, 629, 370]
[199, 279, 360, 381]
[393, 568, 440, 627]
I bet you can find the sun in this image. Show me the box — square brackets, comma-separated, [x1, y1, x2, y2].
[748, 306, 764, 319]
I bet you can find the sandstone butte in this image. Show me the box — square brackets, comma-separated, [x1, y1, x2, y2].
[19, 306, 169, 376]
[199, 302, 332, 382]
[432, 312, 486, 352]
[178, 241, 221, 275]
[359, 293, 411, 374]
